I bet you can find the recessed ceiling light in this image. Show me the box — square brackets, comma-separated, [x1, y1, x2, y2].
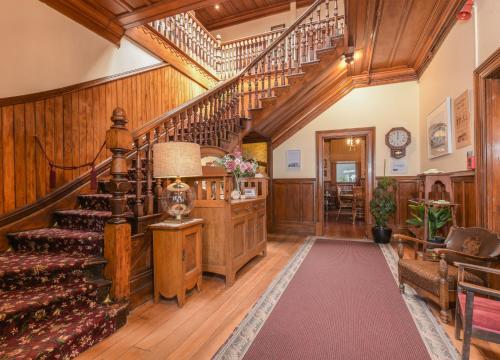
[215, 4, 220, 10]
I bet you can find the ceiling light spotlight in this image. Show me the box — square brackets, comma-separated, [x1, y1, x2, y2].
[214, 4, 220, 10]
[342, 53, 354, 65]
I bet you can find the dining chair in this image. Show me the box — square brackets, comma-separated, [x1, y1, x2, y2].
[336, 185, 353, 220]
[352, 186, 364, 224]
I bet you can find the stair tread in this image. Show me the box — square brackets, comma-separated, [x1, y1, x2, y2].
[0, 302, 126, 359]
[0, 279, 98, 320]
[9, 227, 103, 240]
[54, 209, 112, 217]
[0, 252, 88, 279]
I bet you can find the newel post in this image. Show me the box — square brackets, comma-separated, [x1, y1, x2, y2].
[104, 107, 132, 301]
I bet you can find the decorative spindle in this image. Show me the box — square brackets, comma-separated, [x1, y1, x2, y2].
[133, 138, 143, 217]
[144, 132, 154, 215]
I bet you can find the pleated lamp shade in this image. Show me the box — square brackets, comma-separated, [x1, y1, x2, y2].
[153, 142, 202, 178]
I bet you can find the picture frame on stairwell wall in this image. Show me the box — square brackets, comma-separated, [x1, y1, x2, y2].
[427, 97, 452, 159]
[286, 150, 301, 171]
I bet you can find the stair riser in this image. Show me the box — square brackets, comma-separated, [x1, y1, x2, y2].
[55, 213, 110, 233]
[78, 196, 136, 213]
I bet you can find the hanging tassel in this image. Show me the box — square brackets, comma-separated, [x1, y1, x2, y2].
[49, 164, 56, 189]
[90, 164, 97, 190]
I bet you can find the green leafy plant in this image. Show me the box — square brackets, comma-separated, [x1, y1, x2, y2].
[370, 177, 397, 227]
[406, 203, 452, 240]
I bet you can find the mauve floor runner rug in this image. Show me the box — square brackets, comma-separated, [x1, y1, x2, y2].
[214, 238, 459, 360]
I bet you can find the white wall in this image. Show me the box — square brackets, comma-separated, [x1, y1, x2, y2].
[273, 81, 420, 178]
[0, 0, 162, 98]
[418, 20, 475, 173]
[214, 6, 307, 42]
[475, 0, 500, 64]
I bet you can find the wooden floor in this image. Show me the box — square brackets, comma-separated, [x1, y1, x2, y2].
[324, 211, 367, 238]
[78, 233, 500, 360]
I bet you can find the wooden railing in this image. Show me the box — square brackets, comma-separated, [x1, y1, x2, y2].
[130, 0, 344, 218]
[150, 12, 221, 75]
[150, 1, 344, 80]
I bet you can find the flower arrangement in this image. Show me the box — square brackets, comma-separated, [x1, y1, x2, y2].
[218, 147, 258, 198]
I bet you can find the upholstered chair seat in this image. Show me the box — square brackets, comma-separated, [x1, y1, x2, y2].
[398, 259, 484, 296]
[395, 227, 500, 323]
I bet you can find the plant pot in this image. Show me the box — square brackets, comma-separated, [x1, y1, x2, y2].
[372, 226, 392, 244]
[428, 236, 446, 244]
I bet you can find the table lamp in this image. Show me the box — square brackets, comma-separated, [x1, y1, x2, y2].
[153, 142, 203, 222]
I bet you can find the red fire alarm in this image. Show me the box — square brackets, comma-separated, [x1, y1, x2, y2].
[467, 150, 476, 170]
[457, 0, 474, 21]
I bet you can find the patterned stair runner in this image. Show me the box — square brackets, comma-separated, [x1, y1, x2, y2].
[0, 188, 129, 359]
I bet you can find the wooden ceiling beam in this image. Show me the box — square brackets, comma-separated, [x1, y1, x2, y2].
[117, 0, 222, 29]
[199, 0, 315, 31]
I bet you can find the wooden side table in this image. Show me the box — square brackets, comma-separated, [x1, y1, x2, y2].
[149, 218, 204, 307]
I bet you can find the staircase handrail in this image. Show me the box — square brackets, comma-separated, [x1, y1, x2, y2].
[133, 0, 330, 141]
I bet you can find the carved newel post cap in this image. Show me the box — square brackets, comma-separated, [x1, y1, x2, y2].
[111, 107, 128, 128]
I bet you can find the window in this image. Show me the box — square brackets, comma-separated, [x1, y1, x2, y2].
[336, 162, 357, 183]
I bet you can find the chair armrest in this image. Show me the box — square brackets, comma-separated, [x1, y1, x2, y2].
[433, 248, 495, 262]
[453, 262, 500, 276]
[393, 234, 426, 245]
[458, 281, 500, 299]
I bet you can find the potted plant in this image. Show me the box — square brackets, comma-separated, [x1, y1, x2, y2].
[406, 203, 452, 243]
[218, 147, 258, 200]
[370, 177, 397, 243]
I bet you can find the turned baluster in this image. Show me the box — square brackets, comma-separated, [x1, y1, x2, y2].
[294, 29, 300, 74]
[154, 126, 163, 214]
[181, 112, 188, 141]
[273, 48, 279, 87]
[287, 35, 293, 75]
[163, 119, 171, 142]
[280, 42, 286, 86]
[254, 63, 260, 107]
[333, 0, 339, 37]
[144, 132, 154, 215]
[260, 59, 266, 98]
[300, 25, 307, 64]
[240, 77, 245, 117]
[266, 53, 272, 97]
[192, 105, 199, 144]
[248, 67, 253, 110]
[133, 138, 143, 217]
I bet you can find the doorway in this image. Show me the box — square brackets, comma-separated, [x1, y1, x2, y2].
[316, 128, 375, 238]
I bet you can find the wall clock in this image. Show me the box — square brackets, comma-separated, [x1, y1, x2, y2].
[385, 127, 411, 159]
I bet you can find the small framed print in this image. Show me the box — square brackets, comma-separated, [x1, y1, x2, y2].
[286, 149, 301, 171]
[243, 187, 257, 198]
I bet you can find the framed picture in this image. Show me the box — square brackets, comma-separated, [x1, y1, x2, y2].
[243, 187, 257, 198]
[427, 97, 452, 159]
[453, 90, 472, 149]
[286, 149, 301, 171]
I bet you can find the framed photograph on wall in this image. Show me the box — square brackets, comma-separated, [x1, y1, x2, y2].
[286, 149, 301, 171]
[453, 90, 472, 149]
[427, 97, 452, 159]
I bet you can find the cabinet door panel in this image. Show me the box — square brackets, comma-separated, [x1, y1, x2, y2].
[256, 209, 266, 245]
[246, 214, 256, 251]
[183, 232, 197, 274]
[232, 217, 246, 258]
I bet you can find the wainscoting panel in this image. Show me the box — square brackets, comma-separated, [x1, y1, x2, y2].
[451, 172, 477, 227]
[272, 179, 316, 234]
[0, 64, 206, 217]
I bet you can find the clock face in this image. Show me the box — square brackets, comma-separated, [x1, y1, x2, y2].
[388, 129, 409, 147]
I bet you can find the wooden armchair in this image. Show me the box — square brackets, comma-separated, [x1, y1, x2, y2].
[454, 263, 500, 360]
[395, 227, 500, 323]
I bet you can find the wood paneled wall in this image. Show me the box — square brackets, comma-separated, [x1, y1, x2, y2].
[0, 64, 206, 217]
[385, 172, 477, 231]
[271, 179, 316, 234]
[269, 172, 476, 235]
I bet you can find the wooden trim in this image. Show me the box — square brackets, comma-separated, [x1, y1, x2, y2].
[316, 127, 375, 236]
[0, 63, 169, 107]
[201, 0, 315, 31]
[474, 47, 500, 229]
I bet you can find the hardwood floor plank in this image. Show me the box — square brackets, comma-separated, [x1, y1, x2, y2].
[78, 235, 499, 360]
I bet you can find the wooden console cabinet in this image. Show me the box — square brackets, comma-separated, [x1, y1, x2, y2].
[192, 198, 267, 286]
[149, 219, 203, 307]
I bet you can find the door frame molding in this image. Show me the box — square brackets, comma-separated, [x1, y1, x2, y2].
[474, 48, 500, 229]
[316, 127, 376, 235]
